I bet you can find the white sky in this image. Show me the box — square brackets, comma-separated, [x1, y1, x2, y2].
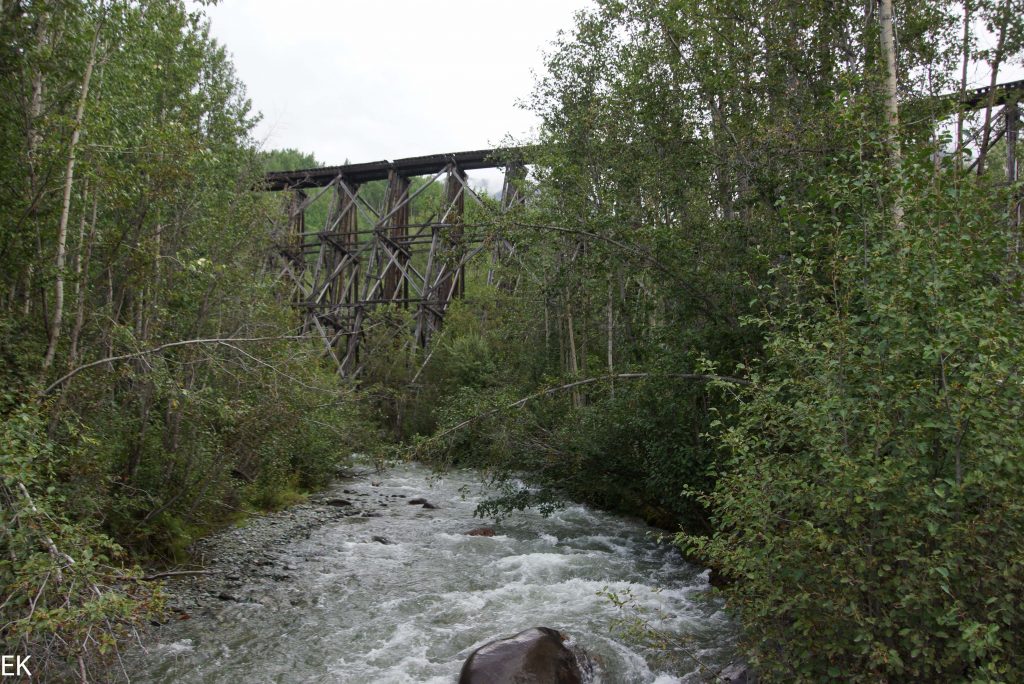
[198, 1, 1022, 189]
[199, 0, 593, 190]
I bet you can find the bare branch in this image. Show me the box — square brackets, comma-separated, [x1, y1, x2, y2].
[41, 335, 307, 397]
[427, 372, 750, 445]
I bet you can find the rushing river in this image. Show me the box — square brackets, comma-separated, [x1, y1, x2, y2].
[128, 464, 736, 683]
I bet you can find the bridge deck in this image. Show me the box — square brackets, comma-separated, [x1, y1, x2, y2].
[264, 147, 532, 191]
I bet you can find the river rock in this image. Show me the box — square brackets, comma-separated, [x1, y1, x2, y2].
[458, 627, 586, 684]
[324, 498, 352, 507]
[421, 502, 438, 509]
[465, 527, 496, 537]
[371, 535, 393, 545]
[719, 663, 755, 683]
[408, 497, 428, 505]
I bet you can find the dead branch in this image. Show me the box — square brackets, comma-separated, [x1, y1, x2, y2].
[15, 482, 75, 583]
[141, 570, 219, 581]
[485, 221, 733, 323]
[428, 372, 750, 445]
[41, 335, 308, 397]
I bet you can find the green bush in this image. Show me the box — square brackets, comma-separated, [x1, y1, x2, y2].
[1, 406, 158, 681]
[687, 153, 1024, 681]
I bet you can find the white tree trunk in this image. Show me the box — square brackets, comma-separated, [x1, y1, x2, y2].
[879, 0, 904, 227]
[42, 29, 100, 370]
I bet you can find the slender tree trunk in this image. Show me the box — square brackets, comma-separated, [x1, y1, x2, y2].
[955, 0, 972, 158]
[977, 0, 1010, 176]
[69, 189, 99, 367]
[42, 28, 100, 370]
[27, 12, 47, 200]
[20, 13, 47, 322]
[879, 0, 904, 227]
[565, 299, 581, 408]
[1007, 102, 1020, 259]
[580, 291, 588, 375]
[544, 299, 551, 358]
[565, 303, 579, 376]
[134, 292, 145, 339]
[618, 275, 636, 355]
[125, 380, 153, 482]
[105, 266, 115, 368]
[879, 0, 900, 151]
[21, 266, 32, 315]
[65, 178, 89, 369]
[606, 280, 614, 400]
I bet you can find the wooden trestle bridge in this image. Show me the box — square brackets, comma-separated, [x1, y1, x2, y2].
[264, 148, 529, 375]
[264, 79, 1022, 377]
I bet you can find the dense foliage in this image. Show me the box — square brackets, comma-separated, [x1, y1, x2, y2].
[410, 0, 1024, 680]
[692, 146, 1024, 681]
[0, 2, 374, 679]
[2, 0, 1021, 680]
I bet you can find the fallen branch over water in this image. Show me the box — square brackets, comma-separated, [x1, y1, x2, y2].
[428, 372, 750, 445]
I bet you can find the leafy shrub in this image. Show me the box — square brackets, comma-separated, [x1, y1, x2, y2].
[687, 154, 1024, 681]
[1, 406, 158, 681]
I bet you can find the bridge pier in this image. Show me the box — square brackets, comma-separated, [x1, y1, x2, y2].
[489, 161, 525, 288]
[284, 190, 308, 310]
[381, 170, 411, 305]
[418, 163, 466, 345]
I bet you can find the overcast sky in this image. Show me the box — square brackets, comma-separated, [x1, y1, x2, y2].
[199, 1, 1021, 189]
[200, 0, 594, 180]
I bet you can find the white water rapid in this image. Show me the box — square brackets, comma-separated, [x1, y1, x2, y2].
[128, 464, 736, 683]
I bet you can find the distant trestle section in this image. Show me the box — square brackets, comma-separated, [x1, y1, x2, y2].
[264, 148, 529, 376]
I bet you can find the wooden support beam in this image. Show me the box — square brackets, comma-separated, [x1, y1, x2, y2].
[381, 171, 411, 305]
[288, 189, 307, 266]
[334, 180, 360, 310]
[501, 161, 526, 211]
[490, 161, 528, 287]
[437, 164, 466, 301]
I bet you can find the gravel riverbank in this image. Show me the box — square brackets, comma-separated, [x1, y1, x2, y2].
[156, 472, 407, 618]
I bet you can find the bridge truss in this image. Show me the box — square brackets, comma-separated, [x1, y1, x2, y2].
[264, 149, 527, 376]
[263, 80, 1021, 378]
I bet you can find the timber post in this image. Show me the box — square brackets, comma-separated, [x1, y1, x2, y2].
[381, 170, 411, 305]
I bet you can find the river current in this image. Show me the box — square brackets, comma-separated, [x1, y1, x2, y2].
[128, 464, 735, 683]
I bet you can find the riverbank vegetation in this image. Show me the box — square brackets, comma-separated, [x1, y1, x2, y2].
[0, 2, 376, 679]
[408, 0, 1024, 680]
[1, 0, 1022, 681]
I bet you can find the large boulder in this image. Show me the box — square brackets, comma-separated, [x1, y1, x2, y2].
[459, 627, 586, 684]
